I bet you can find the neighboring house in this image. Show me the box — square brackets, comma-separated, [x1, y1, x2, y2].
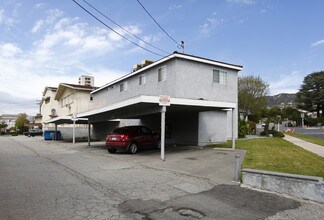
[0, 114, 18, 130]
[80, 52, 243, 146]
[34, 113, 42, 124]
[54, 83, 96, 116]
[40, 87, 59, 129]
[42, 81, 97, 141]
[25, 115, 42, 129]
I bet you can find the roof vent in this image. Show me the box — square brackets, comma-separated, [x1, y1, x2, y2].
[132, 60, 154, 72]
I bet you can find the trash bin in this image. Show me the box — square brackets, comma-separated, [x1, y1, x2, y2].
[44, 130, 61, 140]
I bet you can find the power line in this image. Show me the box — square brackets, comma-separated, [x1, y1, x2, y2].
[81, 0, 169, 55]
[136, 0, 181, 47]
[72, 0, 164, 57]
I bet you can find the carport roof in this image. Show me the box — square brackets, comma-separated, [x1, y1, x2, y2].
[78, 95, 236, 119]
[44, 96, 236, 124]
[44, 115, 88, 125]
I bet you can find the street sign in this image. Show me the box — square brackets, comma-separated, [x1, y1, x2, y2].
[71, 114, 78, 122]
[159, 95, 171, 106]
[301, 113, 305, 118]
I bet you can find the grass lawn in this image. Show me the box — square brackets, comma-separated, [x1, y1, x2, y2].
[285, 132, 324, 146]
[210, 138, 324, 178]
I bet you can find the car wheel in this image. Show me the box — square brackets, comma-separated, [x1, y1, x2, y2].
[108, 148, 117, 153]
[128, 143, 138, 154]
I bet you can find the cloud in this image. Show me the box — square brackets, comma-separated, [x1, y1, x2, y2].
[46, 9, 63, 23]
[0, 8, 145, 115]
[0, 91, 39, 115]
[30, 14, 141, 62]
[0, 8, 16, 27]
[35, 3, 46, 9]
[32, 20, 44, 33]
[0, 43, 22, 57]
[226, 0, 255, 4]
[169, 4, 183, 10]
[268, 71, 304, 95]
[200, 17, 224, 35]
[311, 39, 324, 47]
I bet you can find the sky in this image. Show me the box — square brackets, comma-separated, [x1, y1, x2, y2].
[0, 0, 323, 115]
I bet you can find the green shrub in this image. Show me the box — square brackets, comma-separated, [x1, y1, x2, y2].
[260, 130, 284, 138]
[271, 130, 285, 138]
[247, 121, 256, 135]
[10, 131, 18, 136]
[238, 119, 249, 138]
[305, 117, 324, 126]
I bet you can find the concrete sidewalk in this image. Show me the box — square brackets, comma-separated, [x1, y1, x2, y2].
[284, 135, 324, 157]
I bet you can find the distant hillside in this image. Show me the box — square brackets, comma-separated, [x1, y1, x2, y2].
[266, 93, 296, 107]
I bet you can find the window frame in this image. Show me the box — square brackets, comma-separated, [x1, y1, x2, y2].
[120, 81, 128, 92]
[139, 74, 146, 85]
[158, 66, 167, 82]
[213, 69, 227, 85]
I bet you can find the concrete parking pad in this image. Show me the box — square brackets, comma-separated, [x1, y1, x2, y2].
[1, 136, 324, 219]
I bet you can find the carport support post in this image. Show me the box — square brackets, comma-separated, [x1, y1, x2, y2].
[54, 124, 57, 141]
[161, 106, 166, 161]
[72, 120, 76, 144]
[87, 123, 90, 146]
[232, 108, 235, 150]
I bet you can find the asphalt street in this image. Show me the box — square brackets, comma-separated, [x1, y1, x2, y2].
[0, 136, 323, 220]
[294, 127, 324, 140]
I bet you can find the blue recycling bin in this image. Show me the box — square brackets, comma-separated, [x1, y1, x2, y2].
[44, 130, 62, 140]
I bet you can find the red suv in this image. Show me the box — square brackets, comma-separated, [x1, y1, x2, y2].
[105, 126, 160, 154]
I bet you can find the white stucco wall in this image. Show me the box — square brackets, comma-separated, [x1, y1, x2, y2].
[91, 58, 238, 107]
[58, 88, 92, 116]
[41, 88, 60, 128]
[198, 111, 228, 146]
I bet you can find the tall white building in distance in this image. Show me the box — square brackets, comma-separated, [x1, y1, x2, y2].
[78, 75, 94, 87]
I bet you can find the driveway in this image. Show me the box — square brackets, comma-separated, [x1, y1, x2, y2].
[1, 136, 323, 219]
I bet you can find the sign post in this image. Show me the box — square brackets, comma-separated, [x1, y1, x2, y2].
[71, 114, 78, 144]
[159, 96, 170, 161]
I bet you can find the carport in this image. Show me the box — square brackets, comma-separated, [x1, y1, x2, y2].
[44, 116, 89, 144]
[78, 95, 236, 160]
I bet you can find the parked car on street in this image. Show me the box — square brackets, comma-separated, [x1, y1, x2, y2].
[106, 126, 160, 154]
[24, 129, 43, 137]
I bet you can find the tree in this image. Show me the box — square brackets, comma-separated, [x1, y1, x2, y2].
[281, 106, 301, 125]
[0, 121, 8, 130]
[261, 106, 281, 135]
[296, 71, 324, 117]
[15, 113, 29, 134]
[238, 75, 269, 120]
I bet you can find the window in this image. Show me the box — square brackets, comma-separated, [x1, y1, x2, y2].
[139, 74, 146, 85]
[60, 95, 73, 107]
[44, 97, 50, 104]
[213, 69, 227, 84]
[120, 82, 128, 92]
[158, 66, 166, 82]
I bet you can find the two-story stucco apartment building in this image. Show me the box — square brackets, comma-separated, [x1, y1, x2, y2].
[79, 52, 242, 146]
